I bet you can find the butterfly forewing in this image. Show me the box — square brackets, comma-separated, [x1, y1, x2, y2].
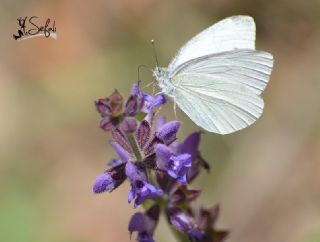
[171, 49, 273, 95]
[168, 15, 256, 71]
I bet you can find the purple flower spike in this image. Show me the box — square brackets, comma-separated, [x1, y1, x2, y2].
[157, 121, 181, 144]
[155, 144, 191, 184]
[126, 162, 163, 207]
[168, 207, 203, 240]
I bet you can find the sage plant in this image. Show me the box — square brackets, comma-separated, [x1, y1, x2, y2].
[93, 81, 228, 242]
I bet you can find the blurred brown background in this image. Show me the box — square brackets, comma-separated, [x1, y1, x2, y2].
[0, 0, 320, 242]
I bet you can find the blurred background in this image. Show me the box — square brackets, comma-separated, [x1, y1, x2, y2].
[1, 0, 320, 242]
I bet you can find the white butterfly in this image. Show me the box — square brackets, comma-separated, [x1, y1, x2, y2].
[153, 15, 274, 135]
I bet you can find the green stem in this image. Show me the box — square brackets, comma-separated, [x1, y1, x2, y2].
[127, 133, 143, 161]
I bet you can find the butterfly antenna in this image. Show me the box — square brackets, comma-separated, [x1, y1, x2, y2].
[151, 39, 159, 67]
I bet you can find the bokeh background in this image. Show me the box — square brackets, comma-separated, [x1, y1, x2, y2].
[1, 0, 320, 242]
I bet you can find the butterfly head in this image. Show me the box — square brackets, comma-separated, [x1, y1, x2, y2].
[153, 67, 174, 94]
[153, 67, 168, 81]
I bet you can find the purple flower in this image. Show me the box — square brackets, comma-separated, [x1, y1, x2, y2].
[93, 163, 127, 193]
[126, 162, 163, 207]
[168, 207, 203, 240]
[156, 120, 181, 145]
[170, 132, 210, 182]
[93, 82, 229, 242]
[155, 144, 192, 184]
[95, 89, 124, 131]
[93, 172, 114, 193]
[95, 89, 123, 117]
[95, 83, 165, 133]
[179, 132, 201, 160]
[129, 205, 160, 242]
[110, 141, 130, 162]
[140, 93, 166, 113]
[128, 81, 166, 122]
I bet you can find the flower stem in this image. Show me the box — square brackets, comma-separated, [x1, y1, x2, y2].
[127, 133, 143, 161]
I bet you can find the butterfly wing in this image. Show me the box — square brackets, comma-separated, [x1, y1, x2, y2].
[168, 15, 256, 71]
[168, 49, 273, 134]
[172, 49, 273, 95]
[170, 79, 264, 134]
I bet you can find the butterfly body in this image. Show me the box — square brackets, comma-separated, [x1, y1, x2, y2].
[153, 16, 273, 135]
[153, 67, 176, 95]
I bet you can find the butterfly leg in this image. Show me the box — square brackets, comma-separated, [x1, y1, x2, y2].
[154, 106, 162, 117]
[173, 101, 178, 120]
[142, 81, 155, 89]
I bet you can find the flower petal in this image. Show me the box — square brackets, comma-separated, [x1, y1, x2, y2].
[157, 121, 181, 144]
[128, 212, 150, 233]
[180, 132, 201, 160]
[110, 141, 130, 162]
[149, 94, 166, 110]
[131, 81, 141, 96]
[93, 172, 114, 193]
[168, 207, 203, 240]
[155, 144, 172, 169]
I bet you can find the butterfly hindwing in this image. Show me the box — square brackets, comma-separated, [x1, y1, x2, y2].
[170, 78, 264, 134]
